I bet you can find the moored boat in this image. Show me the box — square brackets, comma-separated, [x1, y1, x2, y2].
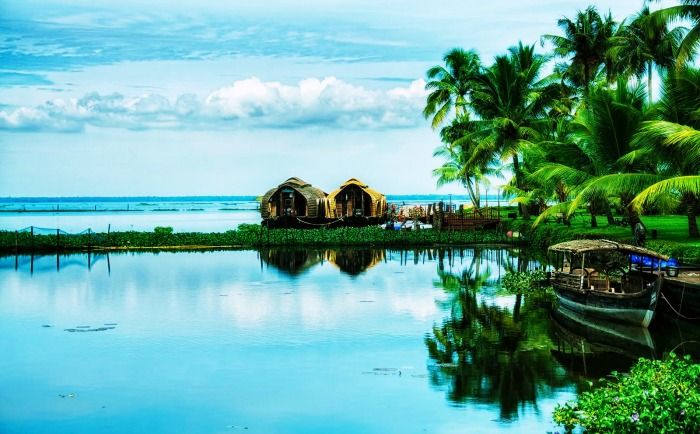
[660, 267, 700, 320]
[548, 240, 667, 328]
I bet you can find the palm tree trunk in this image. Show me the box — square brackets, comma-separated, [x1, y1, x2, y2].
[605, 202, 615, 225]
[512, 154, 530, 220]
[556, 181, 571, 226]
[465, 177, 480, 209]
[647, 61, 653, 105]
[627, 208, 642, 237]
[590, 210, 598, 228]
[687, 194, 699, 238]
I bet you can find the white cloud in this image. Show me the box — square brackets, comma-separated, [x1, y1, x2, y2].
[0, 77, 428, 132]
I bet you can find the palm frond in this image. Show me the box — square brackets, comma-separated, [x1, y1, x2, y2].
[630, 175, 700, 210]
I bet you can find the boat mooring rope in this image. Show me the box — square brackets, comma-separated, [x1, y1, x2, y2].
[667, 340, 700, 355]
[660, 292, 700, 321]
[295, 217, 345, 227]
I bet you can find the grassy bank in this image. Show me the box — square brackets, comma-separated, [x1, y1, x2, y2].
[0, 224, 510, 254]
[2, 215, 699, 261]
[507, 214, 700, 262]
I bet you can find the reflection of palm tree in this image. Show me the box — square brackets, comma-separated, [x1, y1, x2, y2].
[425, 249, 566, 420]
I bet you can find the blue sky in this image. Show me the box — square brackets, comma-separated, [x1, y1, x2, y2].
[0, 0, 677, 196]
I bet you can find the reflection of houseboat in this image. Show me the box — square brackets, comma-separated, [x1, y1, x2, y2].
[548, 240, 666, 327]
[327, 178, 387, 226]
[259, 248, 323, 276]
[325, 249, 385, 275]
[260, 177, 330, 228]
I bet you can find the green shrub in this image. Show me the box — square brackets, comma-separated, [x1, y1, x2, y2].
[502, 269, 547, 294]
[553, 354, 700, 433]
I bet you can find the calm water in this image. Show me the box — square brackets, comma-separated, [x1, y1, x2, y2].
[0, 195, 500, 233]
[1, 248, 697, 434]
[0, 198, 260, 233]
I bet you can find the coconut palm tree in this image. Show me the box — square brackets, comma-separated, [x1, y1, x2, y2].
[423, 48, 482, 129]
[531, 80, 652, 232]
[467, 42, 559, 220]
[650, 0, 700, 66]
[433, 116, 498, 209]
[614, 5, 682, 103]
[542, 6, 618, 97]
[604, 67, 700, 238]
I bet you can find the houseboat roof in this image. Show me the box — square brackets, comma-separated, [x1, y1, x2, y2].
[548, 239, 669, 260]
[262, 177, 327, 199]
[327, 178, 385, 203]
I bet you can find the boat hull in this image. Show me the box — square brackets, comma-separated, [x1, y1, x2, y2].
[661, 274, 700, 320]
[553, 278, 661, 328]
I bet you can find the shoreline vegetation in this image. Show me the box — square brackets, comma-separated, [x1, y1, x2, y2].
[2, 214, 699, 261]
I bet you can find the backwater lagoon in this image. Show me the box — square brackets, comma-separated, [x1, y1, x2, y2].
[1, 248, 698, 434]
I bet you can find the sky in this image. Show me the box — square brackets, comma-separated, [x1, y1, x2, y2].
[0, 0, 678, 196]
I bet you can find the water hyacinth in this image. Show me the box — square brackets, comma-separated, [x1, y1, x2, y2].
[553, 354, 700, 433]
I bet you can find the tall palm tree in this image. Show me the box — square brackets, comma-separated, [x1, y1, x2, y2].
[628, 68, 700, 237]
[433, 116, 498, 208]
[423, 48, 481, 129]
[651, 0, 700, 66]
[542, 6, 618, 97]
[532, 81, 652, 233]
[614, 6, 681, 103]
[468, 42, 558, 220]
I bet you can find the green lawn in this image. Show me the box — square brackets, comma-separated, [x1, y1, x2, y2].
[507, 212, 700, 263]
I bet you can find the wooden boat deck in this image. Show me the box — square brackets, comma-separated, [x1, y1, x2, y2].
[665, 270, 700, 286]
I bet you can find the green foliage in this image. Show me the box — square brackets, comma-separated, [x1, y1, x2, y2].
[502, 270, 547, 295]
[553, 354, 700, 433]
[153, 226, 174, 235]
[0, 227, 511, 253]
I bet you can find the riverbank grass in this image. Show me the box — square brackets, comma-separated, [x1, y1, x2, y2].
[507, 213, 700, 262]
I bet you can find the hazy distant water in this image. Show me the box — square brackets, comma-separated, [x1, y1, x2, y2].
[0, 195, 499, 233]
[0, 197, 260, 233]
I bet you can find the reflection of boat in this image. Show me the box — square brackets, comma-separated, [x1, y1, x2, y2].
[552, 305, 656, 359]
[549, 240, 667, 327]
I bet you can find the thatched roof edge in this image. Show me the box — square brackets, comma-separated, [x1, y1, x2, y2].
[548, 239, 669, 260]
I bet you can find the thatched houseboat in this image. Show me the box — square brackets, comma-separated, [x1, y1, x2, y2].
[328, 178, 387, 221]
[261, 178, 329, 227]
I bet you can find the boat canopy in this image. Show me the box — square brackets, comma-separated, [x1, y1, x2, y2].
[548, 239, 669, 260]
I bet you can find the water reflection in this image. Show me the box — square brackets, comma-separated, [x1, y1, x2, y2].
[326, 249, 384, 276]
[425, 249, 568, 420]
[551, 305, 700, 378]
[1, 248, 699, 433]
[259, 248, 323, 276]
[259, 248, 386, 276]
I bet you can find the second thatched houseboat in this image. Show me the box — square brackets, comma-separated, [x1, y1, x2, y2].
[328, 178, 387, 224]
